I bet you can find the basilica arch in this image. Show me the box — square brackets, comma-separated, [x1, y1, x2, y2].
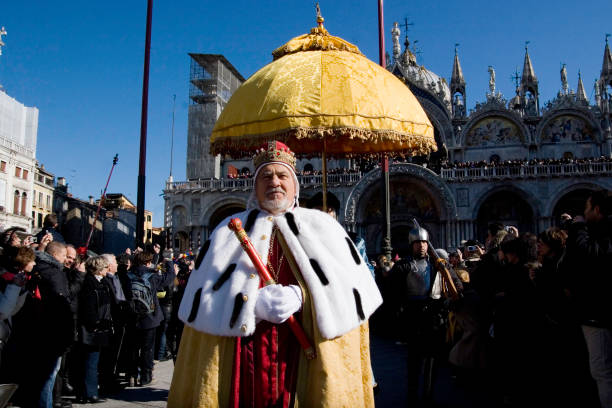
[473, 185, 539, 240]
[200, 196, 247, 237]
[547, 181, 608, 224]
[344, 163, 457, 256]
[460, 108, 531, 147]
[536, 107, 601, 145]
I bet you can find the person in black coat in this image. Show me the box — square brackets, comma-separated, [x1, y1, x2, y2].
[127, 251, 176, 386]
[75, 256, 113, 404]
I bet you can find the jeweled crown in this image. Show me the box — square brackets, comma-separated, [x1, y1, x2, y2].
[253, 140, 297, 171]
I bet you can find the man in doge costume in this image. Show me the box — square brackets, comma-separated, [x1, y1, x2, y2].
[169, 141, 382, 407]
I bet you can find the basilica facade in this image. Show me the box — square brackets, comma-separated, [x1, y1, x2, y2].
[164, 28, 612, 257]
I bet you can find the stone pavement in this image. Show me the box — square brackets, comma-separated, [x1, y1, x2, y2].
[67, 334, 496, 408]
[70, 359, 173, 408]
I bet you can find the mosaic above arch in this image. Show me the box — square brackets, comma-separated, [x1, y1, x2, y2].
[540, 114, 594, 143]
[465, 116, 525, 146]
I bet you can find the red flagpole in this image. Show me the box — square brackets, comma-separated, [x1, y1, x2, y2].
[85, 154, 118, 250]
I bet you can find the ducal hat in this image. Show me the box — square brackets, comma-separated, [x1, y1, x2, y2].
[253, 140, 297, 172]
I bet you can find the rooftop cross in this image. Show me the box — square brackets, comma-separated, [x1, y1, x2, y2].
[401, 17, 414, 41]
[525, 40, 530, 50]
[511, 68, 520, 88]
[454, 43, 460, 55]
[606, 33, 610, 44]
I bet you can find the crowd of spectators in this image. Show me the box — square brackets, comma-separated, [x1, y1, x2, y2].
[369, 190, 611, 407]
[224, 155, 612, 179]
[0, 214, 194, 407]
[441, 155, 612, 169]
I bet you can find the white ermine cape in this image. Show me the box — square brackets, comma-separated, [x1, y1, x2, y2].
[178, 207, 383, 340]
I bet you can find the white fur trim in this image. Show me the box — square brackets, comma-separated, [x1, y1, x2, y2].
[178, 208, 382, 339]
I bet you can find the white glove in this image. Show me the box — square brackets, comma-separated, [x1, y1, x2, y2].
[254, 284, 303, 324]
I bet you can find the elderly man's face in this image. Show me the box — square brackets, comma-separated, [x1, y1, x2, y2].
[107, 256, 118, 274]
[255, 164, 296, 215]
[65, 247, 77, 268]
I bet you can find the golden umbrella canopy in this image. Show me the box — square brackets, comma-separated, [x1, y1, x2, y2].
[210, 11, 436, 157]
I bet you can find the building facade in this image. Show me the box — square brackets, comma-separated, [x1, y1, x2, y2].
[164, 34, 612, 256]
[0, 90, 38, 232]
[32, 163, 54, 233]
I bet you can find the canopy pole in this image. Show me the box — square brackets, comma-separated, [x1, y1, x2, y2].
[322, 138, 328, 212]
[378, 0, 393, 259]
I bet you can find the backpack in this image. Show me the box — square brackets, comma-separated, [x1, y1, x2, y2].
[127, 271, 155, 316]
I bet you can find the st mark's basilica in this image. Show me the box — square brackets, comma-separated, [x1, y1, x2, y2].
[164, 23, 612, 257]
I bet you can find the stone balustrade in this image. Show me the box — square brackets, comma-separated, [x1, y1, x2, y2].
[0, 135, 34, 157]
[165, 162, 611, 192]
[165, 172, 364, 192]
[440, 162, 612, 182]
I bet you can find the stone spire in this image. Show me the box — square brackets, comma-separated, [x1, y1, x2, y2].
[576, 71, 588, 101]
[599, 36, 612, 114]
[450, 45, 466, 92]
[520, 42, 539, 116]
[450, 45, 466, 119]
[600, 35, 612, 88]
[521, 43, 538, 88]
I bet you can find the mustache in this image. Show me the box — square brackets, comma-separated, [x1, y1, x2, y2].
[265, 187, 286, 196]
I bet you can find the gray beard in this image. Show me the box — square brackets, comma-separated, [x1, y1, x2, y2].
[260, 196, 290, 213]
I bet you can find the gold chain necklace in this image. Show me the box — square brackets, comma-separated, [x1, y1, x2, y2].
[267, 227, 285, 282]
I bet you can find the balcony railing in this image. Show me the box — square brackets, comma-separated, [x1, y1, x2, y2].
[0, 136, 34, 157]
[440, 162, 612, 181]
[165, 173, 363, 192]
[164, 162, 611, 193]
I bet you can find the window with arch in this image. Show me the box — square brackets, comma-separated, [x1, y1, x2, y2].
[21, 192, 27, 216]
[563, 151, 574, 160]
[489, 154, 501, 164]
[303, 163, 314, 173]
[13, 190, 19, 215]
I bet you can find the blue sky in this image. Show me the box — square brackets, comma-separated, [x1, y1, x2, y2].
[1, 0, 611, 226]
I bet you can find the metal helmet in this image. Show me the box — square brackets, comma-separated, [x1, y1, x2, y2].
[408, 227, 429, 245]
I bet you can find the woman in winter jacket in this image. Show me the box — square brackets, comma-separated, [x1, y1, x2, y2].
[76, 256, 113, 403]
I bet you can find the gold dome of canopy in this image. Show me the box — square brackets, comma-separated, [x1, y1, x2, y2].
[210, 14, 435, 157]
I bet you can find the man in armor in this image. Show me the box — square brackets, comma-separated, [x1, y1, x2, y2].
[391, 226, 462, 405]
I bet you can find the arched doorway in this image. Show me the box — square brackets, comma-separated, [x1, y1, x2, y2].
[174, 231, 189, 253]
[552, 188, 593, 225]
[476, 191, 534, 241]
[359, 177, 440, 257]
[209, 204, 245, 231]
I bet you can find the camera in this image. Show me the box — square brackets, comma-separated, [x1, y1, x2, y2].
[466, 245, 477, 252]
[30, 236, 37, 243]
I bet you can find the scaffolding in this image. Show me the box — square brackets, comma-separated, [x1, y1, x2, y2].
[189, 54, 245, 106]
